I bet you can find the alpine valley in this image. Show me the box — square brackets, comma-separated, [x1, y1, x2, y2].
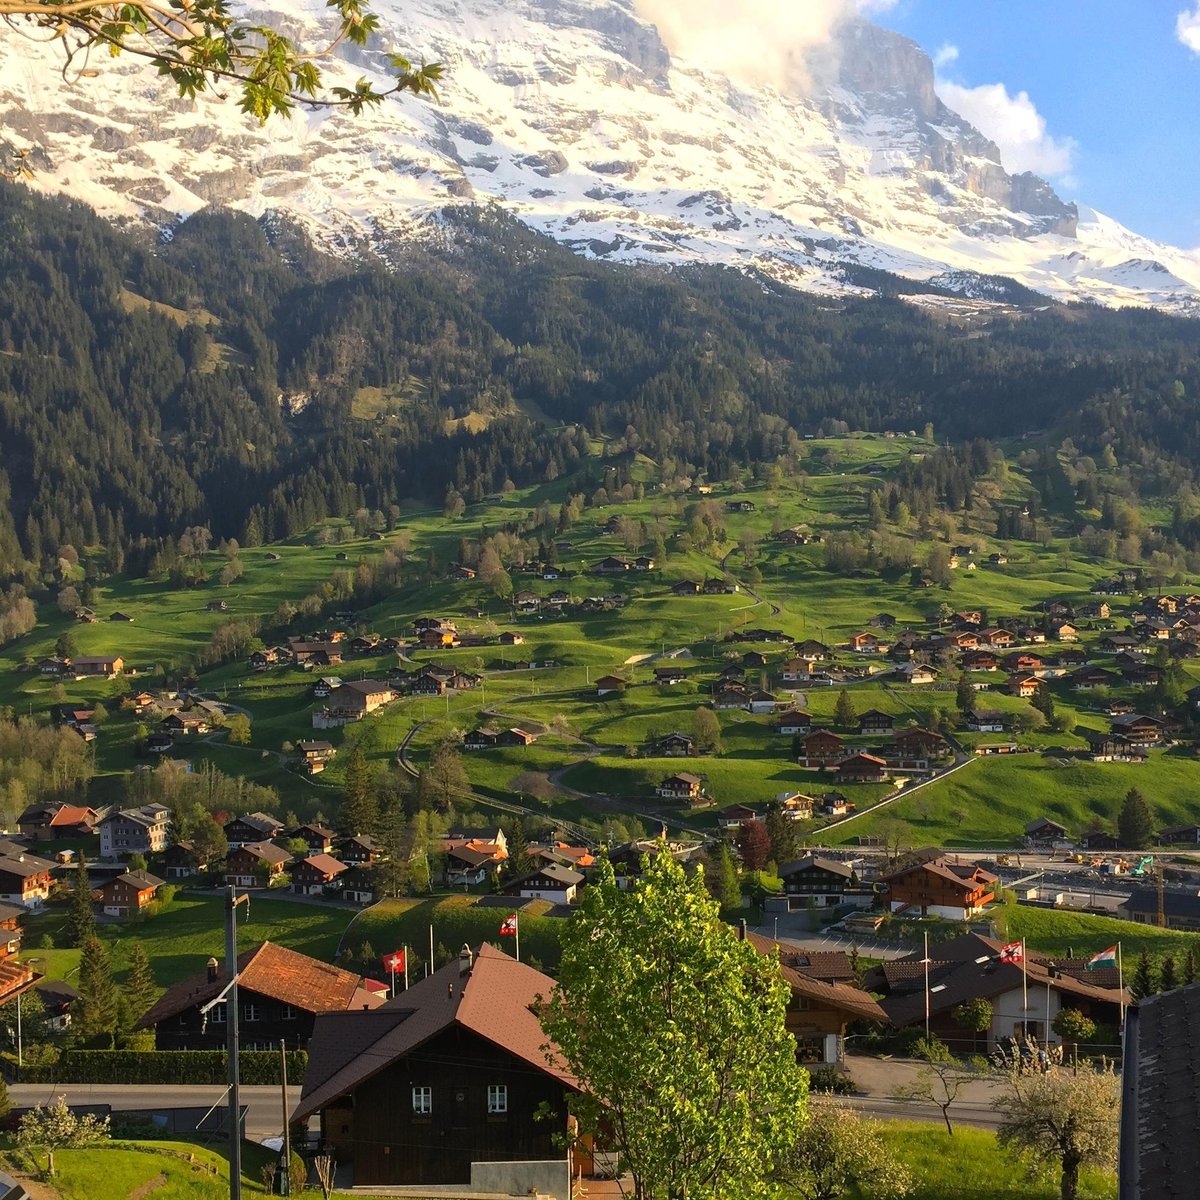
[5, 0, 1200, 313]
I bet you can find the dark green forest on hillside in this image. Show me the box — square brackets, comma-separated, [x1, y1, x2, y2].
[2, 181, 1200, 578]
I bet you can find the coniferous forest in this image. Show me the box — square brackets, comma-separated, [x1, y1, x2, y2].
[3, 179, 1200, 580]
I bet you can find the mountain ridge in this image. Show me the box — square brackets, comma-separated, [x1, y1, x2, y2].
[2, 0, 1199, 313]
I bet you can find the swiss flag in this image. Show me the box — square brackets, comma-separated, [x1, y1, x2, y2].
[383, 949, 405, 974]
[999, 942, 1023, 963]
[499, 914, 518, 937]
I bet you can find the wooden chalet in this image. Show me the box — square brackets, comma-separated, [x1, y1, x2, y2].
[500, 863, 584, 904]
[654, 773, 705, 803]
[95, 870, 163, 918]
[225, 841, 292, 887]
[71, 655, 125, 678]
[794, 729, 847, 767]
[137, 941, 383, 1051]
[289, 824, 337, 856]
[883, 854, 997, 920]
[17, 803, 100, 840]
[0, 852, 56, 910]
[777, 856, 854, 906]
[291, 854, 349, 896]
[292, 946, 578, 1189]
[857, 710, 895, 736]
[835, 752, 889, 783]
[656, 732, 695, 757]
[224, 812, 285, 848]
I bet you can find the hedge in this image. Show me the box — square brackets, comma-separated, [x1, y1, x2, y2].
[20, 1049, 307, 1085]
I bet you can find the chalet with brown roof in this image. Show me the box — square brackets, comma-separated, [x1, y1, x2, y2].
[836, 752, 889, 783]
[0, 852, 55, 909]
[71, 655, 125, 678]
[95, 870, 163, 918]
[291, 854, 349, 896]
[225, 841, 292, 888]
[1008, 672, 1042, 698]
[656, 731, 695, 756]
[594, 674, 626, 697]
[891, 727, 949, 760]
[655, 772, 705, 803]
[795, 728, 847, 767]
[500, 862, 584, 904]
[138, 941, 383, 1051]
[717, 803, 760, 830]
[293, 946, 578, 1189]
[774, 711, 812, 736]
[288, 824, 336, 856]
[1111, 713, 1167, 745]
[883, 856, 997, 920]
[869, 932, 1127, 1051]
[960, 650, 1000, 672]
[327, 680, 395, 717]
[742, 930, 886, 1064]
[224, 812, 284, 847]
[978, 627, 1014, 647]
[857, 710, 895, 736]
[777, 857, 855, 906]
[849, 631, 887, 654]
[288, 639, 344, 666]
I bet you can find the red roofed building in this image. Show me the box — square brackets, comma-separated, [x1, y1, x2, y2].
[293, 945, 578, 1190]
[291, 853, 349, 896]
[136, 941, 384, 1051]
[883, 854, 998, 920]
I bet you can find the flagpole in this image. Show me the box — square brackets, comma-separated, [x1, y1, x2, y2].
[923, 931, 930, 1042]
[390, 963, 396, 998]
[404, 945, 409, 990]
[429, 923, 434, 977]
[516, 917, 521, 964]
[1118, 942, 1125, 1030]
[1022, 938, 1028, 1014]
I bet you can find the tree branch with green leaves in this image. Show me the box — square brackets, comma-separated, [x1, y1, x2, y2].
[1, 0, 441, 176]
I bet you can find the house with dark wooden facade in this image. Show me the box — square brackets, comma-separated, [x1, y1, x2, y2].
[137, 941, 383, 1051]
[292, 946, 578, 1191]
[777, 856, 855, 907]
[18, 803, 100, 841]
[291, 854, 349, 897]
[225, 840, 292, 888]
[794, 729, 847, 767]
[95, 870, 164, 918]
[0, 852, 55, 910]
[224, 812, 285, 848]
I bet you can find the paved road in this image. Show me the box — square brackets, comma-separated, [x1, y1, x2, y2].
[10, 1084, 293, 1142]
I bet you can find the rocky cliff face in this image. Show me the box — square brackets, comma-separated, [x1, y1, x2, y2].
[0, 0, 1192, 310]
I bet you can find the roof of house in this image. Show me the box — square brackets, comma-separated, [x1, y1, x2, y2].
[741, 932, 885, 1022]
[137, 941, 381, 1030]
[778, 855, 854, 880]
[293, 944, 576, 1123]
[232, 840, 293, 866]
[867, 933, 1129, 1027]
[338, 680, 393, 697]
[226, 811, 284, 834]
[507, 862, 584, 888]
[294, 854, 348, 877]
[99, 803, 171, 828]
[1120, 982, 1200, 1200]
[103, 871, 165, 891]
[1121, 888, 1200, 918]
[0, 852, 56, 878]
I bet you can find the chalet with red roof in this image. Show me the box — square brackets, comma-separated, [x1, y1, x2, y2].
[136, 941, 383, 1050]
[883, 854, 997, 921]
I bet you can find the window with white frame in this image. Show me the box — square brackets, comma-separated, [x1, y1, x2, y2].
[412, 1086, 432, 1115]
[210, 1002, 226, 1024]
[487, 1085, 508, 1114]
[242, 1003, 259, 1022]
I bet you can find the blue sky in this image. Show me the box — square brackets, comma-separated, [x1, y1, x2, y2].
[875, 1, 1200, 246]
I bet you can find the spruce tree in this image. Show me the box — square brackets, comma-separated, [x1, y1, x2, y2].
[1159, 954, 1178, 993]
[76, 937, 118, 1047]
[67, 858, 95, 948]
[339, 746, 379, 836]
[124, 941, 159, 1024]
[834, 690, 857, 729]
[715, 844, 741, 915]
[1117, 788, 1154, 850]
[1183, 945, 1200, 986]
[956, 674, 974, 715]
[1130, 947, 1157, 1000]
[764, 801, 799, 867]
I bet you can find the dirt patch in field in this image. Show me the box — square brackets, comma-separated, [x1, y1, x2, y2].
[129, 1172, 167, 1200]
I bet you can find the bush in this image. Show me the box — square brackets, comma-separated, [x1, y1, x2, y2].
[808, 1066, 856, 1094]
[19, 1049, 307, 1085]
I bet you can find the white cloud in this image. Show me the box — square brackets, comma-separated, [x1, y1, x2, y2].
[936, 78, 1078, 182]
[632, 0, 880, 90]
[933, 43, 959, 68]
[1178, 4, 1200, 53]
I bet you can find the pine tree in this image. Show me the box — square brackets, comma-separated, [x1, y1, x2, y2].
[76, 937, 118, 1047]
[339, 746, 379, 836]
[1117, 788, 1154, 850]
[956, 673, 974, 715]
[1183, 945, 1200, 986]
[834, 690, 857, 729]
[504, 817, 531, 878]
[714, 844, 741, 915]
[1131, 947, 1157, 1000]
[67, 858, 95, 948]
[1159, 954, 1178, 993]
[124, 942, 158, 1024]
[764, 801, 799, 867]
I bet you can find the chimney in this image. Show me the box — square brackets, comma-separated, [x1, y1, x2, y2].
[206, 957, 219, 983]
[448, 983, 455, 1000]
[459, 945, 474, 975]
[738, 919, 747, 941]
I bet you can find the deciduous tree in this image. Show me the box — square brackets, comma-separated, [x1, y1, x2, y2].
[775, 1101, 911, 1200]
[540, 852, 806, 1200]
[993, 1064, 1120, 1200]
[17, 1096, 110, 1177]
[691, 705, 723, 754]
[893, 1038, 980, 1136]
[736, 818, 771, 871]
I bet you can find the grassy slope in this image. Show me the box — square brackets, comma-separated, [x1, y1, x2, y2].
[1008, 905, 1200, 960]
[20, 893, 353, 988]
[1, 431, 1193, 848]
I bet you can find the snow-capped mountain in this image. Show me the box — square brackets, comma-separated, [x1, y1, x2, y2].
[4, 0, 1200, 312]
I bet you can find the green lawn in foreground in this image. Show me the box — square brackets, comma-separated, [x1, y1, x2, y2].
[19, 892, 355, 989]
[839, 1121, 1115, 1200]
